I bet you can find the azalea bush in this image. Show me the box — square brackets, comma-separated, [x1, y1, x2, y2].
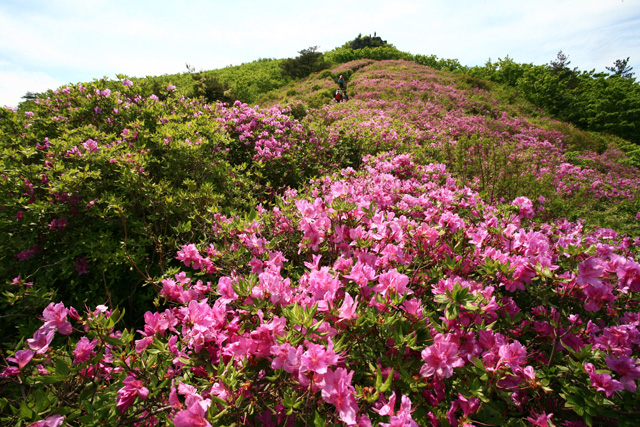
[0, 78, 319, 339]
[2, 153, 640, 426]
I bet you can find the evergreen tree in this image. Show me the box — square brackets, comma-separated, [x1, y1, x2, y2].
[606, 57, 635, 79]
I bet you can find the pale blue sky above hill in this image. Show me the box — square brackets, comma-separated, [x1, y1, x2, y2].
[1, 0, 639, 107]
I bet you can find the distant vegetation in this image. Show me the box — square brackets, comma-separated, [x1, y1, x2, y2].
[467, 52, 640, 145]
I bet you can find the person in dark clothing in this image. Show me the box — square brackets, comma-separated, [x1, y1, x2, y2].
[338, 75, 345, 90]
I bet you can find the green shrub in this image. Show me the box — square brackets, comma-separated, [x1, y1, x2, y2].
[279, 46, 329, 79]
[318, 69, 334, 80]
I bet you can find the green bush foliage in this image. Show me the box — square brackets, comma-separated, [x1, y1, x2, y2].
[467, 56, 640, 144]
[0, 78, 320, 340]
[279, 46, 329, 80]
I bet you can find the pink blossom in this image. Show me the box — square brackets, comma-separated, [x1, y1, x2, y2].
[457, 393, 480, 417]
[48, 218, 68, 231]
[616, 259, 640, 292]
[344, 261, 378, 286]
[338, 292, 359, 320]
[512, 196, 535, 219]
[373, 392, 397, 416]
[27, 414, 65, 427]
[373, 269, 411, 297]
[83, 138, 99, 153]
[378, 394, 419, 427]
[300, 340, 339, 374]
[270, 342, 303, 373]
[116, 375, 150, 412]
[1, 366, 21, 378]
[576, 257, 603, 288]
[605, 355, 640, 392]
[73, 337, 97, 364]
[321, 368, 359, 425]
[7, 349, 35, 369]
[498, 341, 528, 369]
[584, 363, 624, 397]
[27, 326, 55, 354]
[176, 244, 205, 270]
[525, 411, 553, 427]
[217, 277, 238, 303]
[173, 400, 212, 427]
[42, 302, 73, 335]
[420, 335, 465, 378]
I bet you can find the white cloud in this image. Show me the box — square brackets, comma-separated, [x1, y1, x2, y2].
[0, 64, 64, 108]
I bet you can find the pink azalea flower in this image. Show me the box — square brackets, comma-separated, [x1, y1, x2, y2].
[344, 261, 378, 286]
[7, 349, 35, 369]
[73, 337, 97, 364]
[48, 218, 68, 231]
[372, 269, 411, 297]
[457, 393, 480, 417]
[42, 302, 73, 335]
[525, 411, 553, 427]
[616, 259, 640, 292]
[82, 138, 99, 153]
[27, 326, 56, 354]
[116, 375, 150, 413]
[338, 292, 358, 320]
[605, 355, 640, 392]
[584, 363, 624, 397]
[321, 367, 358, 425]
[420, 335, 465, 379]
[373, 392, 397, 416]
[498, 341, 528, 369]
[1, 366, 21, 378]
[176, 244, 205, 270]
[378, 394, 419, 427]
[28, 414, 65, 427]
[576, 257, 603, 288]
[512, 196, 535, 219]
[217, 277, 238, 303]
[300, 340, 339, 374]
[173, 400, 212, 427]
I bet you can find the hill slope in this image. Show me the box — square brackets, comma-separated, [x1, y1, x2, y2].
[1, 58, 640, 426]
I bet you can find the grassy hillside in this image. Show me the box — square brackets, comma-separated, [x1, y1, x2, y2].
[2, 51, 640, 426]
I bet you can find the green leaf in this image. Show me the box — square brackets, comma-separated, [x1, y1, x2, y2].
[380, 368, 394, 393]
[314, 410, 326, 427]
[445, 304, 459, 320]
[103, 336, 124, 347]
[375, 368, 383, 390]
[36, 374, 67, 384]
[19, 402, 33, 419]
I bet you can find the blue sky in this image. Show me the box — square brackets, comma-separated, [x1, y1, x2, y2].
[1, 0, 639, 108]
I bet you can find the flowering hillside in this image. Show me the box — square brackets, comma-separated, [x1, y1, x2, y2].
[1, 59, 640, 427]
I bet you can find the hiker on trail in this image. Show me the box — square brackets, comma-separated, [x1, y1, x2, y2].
[338, 75, 345, 90]
[335, 90, 342, 103]
[343, 90, 349, 102]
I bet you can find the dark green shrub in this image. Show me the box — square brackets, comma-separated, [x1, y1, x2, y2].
[191, 72, 234, 103]
[279, 46, 329, 79]
[318, 69, 334, 80]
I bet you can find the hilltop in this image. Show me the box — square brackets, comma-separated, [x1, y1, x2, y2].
[1, 42, 640, 426]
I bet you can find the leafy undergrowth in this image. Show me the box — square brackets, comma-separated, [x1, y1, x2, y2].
[1, 59, 640, 427]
